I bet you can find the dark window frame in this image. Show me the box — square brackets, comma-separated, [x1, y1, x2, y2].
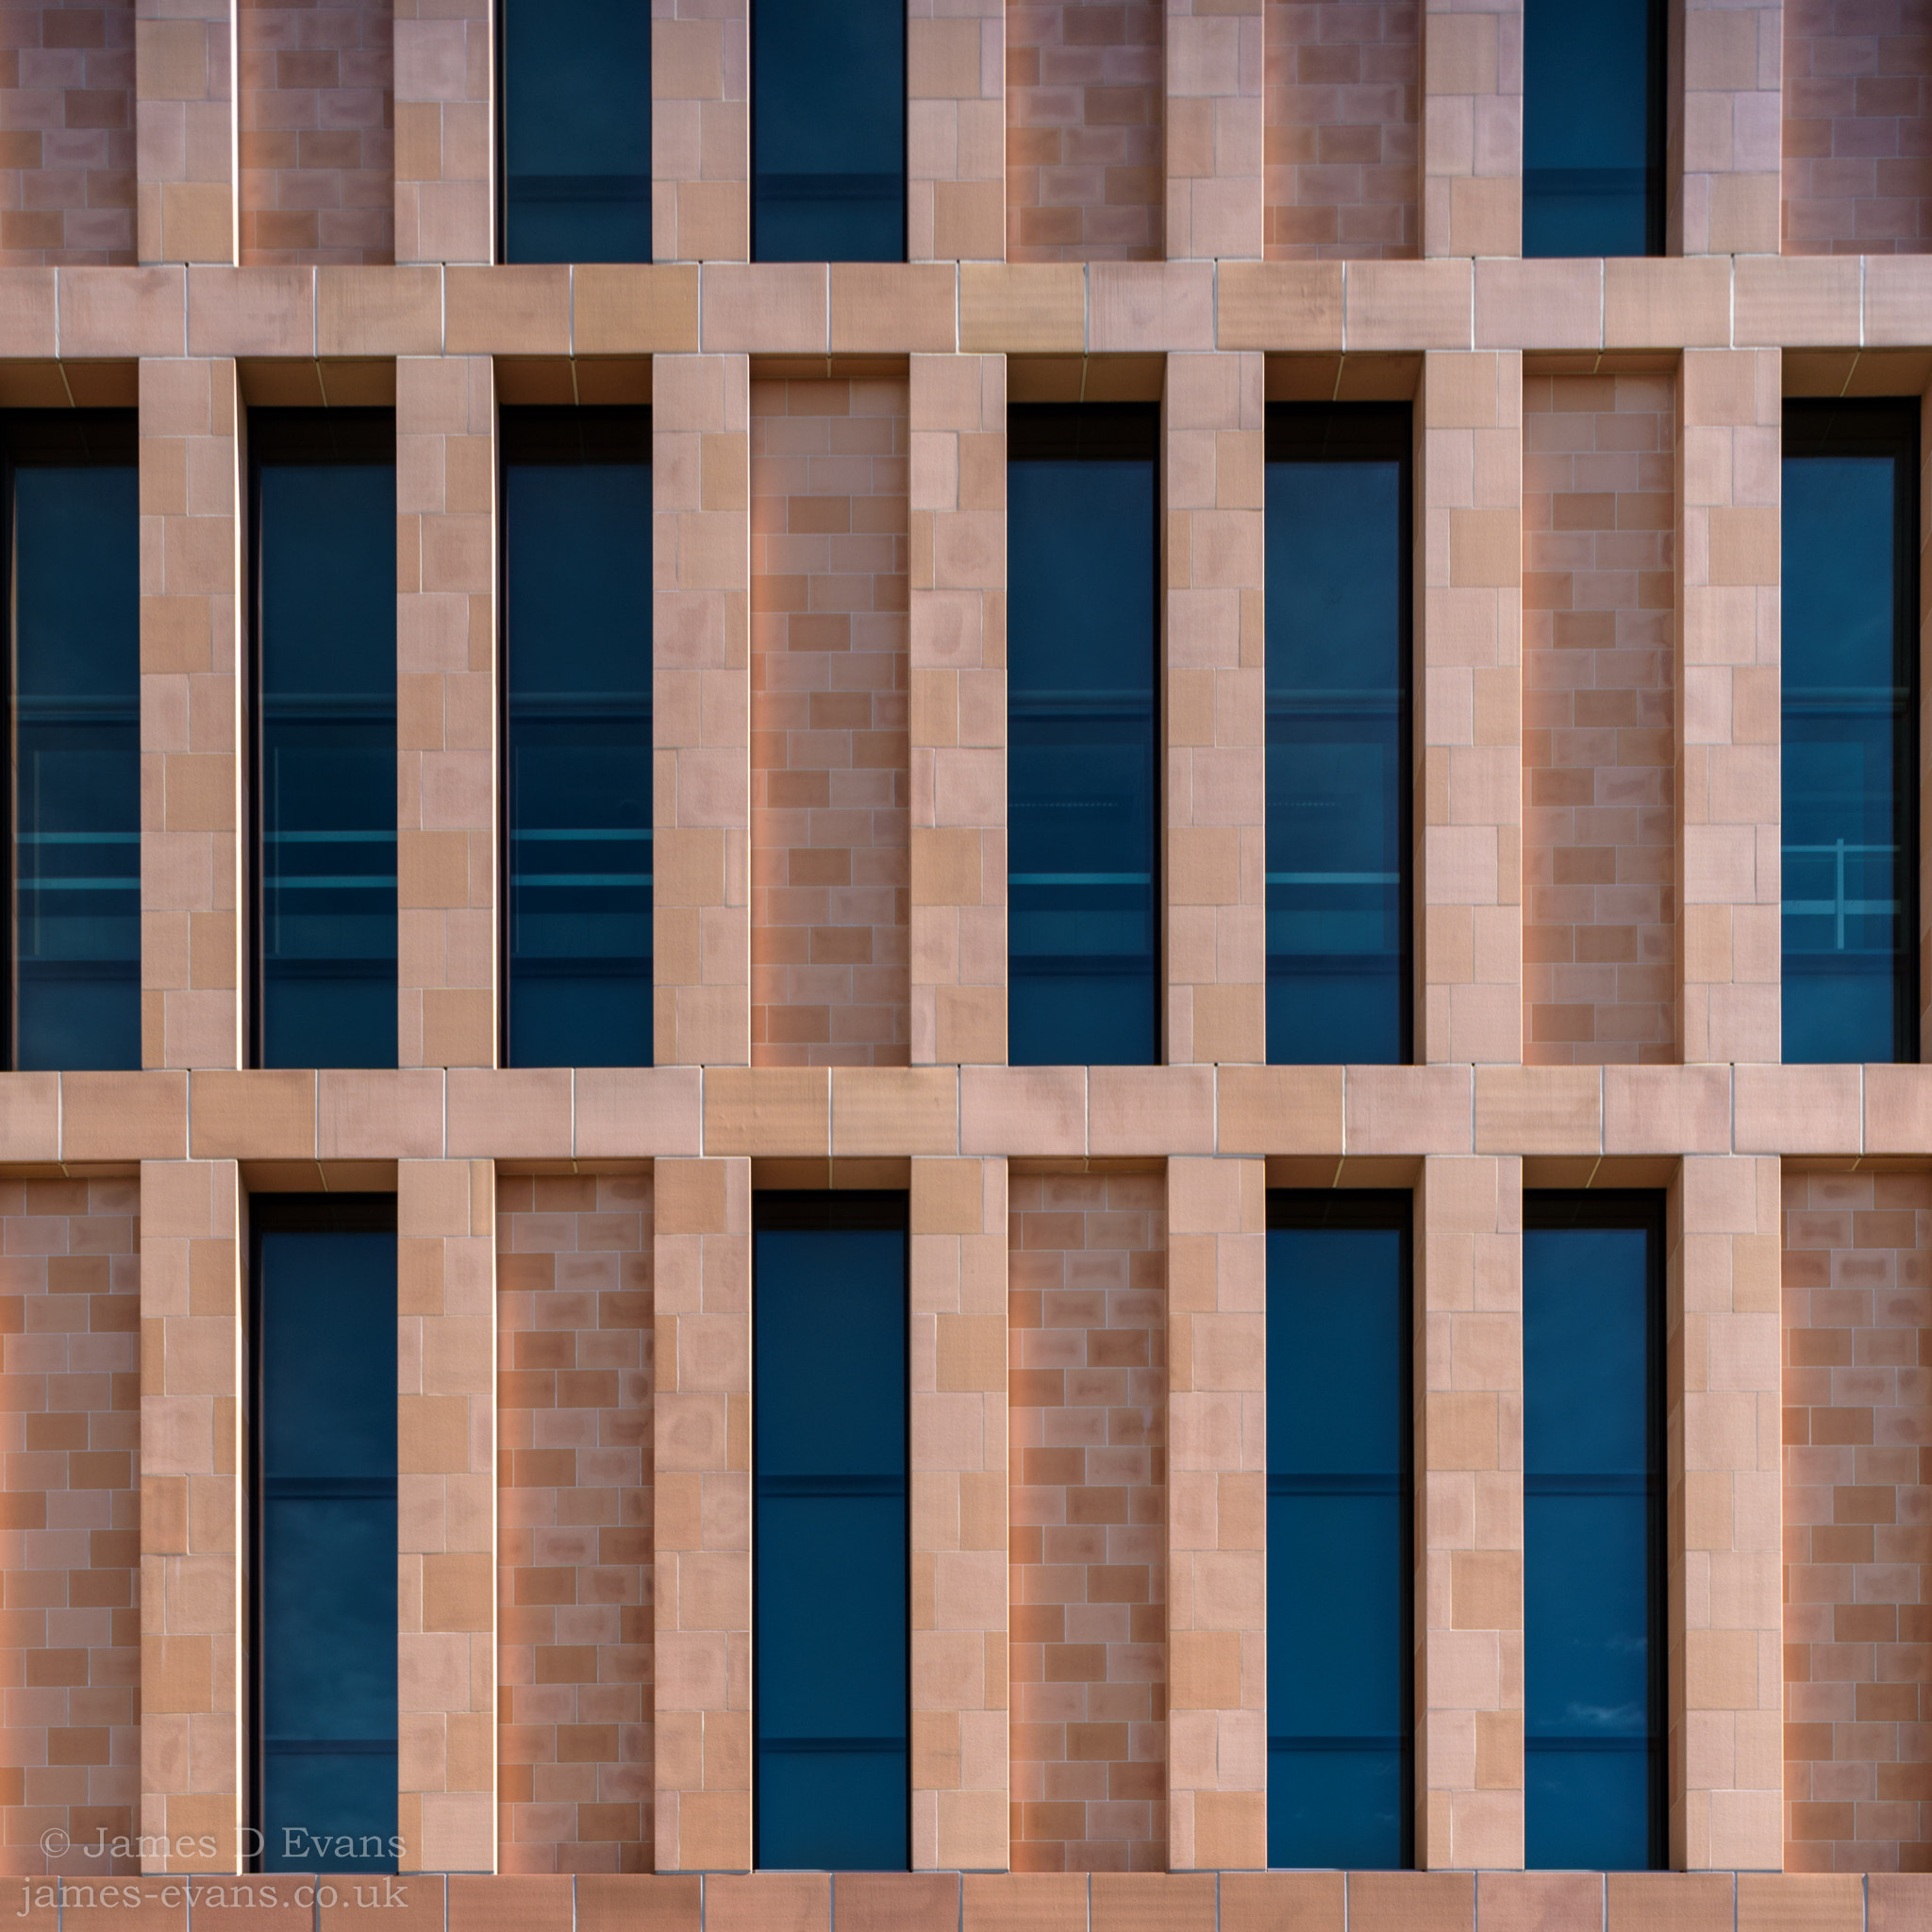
[496, 403, 655, 1070]
[1007, 401, 1164, 1067]
[1523, 0, 1667, 258]
[750, 1188, 911, 1871]
[245, 1191, 399, 1875]
[1263, 403, 1415, 1067]
[245, 407, 398, 1072]
[0, 408, 140, 1073]
[1782, 397, 1922, 1064]
[1264, 1188, 1415, 1869]
[749, 0, 908, 264]
[1522, 1188, 1667, 1871]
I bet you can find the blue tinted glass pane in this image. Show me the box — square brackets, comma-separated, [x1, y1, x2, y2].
[1783, 449, 1910, 1062]
[1267, 1228, 1406, 1474]
[1522, 1212, 1658, 1869]
[261, 1231, 400, 1479]
[505, 444, 652, 1067]
[753, 0, 904, 260]
[758, 1496, 908, 1740]
[1786, 458, 1894, 691]
[1524, 1493, 1651, 1737]
[754, 1214, 908, 1868]
[258, 457, 397, 1068]
[1523, 0, 1657, 256]
[262, 1752, 400, 1873]
[1523, 1227, 1649, 1475]
[11, 460, 140, 1070]
[503, 0, 649, 262]
[1008, 445, 1158, 1065]
[1268, 1495, 1406, 1736]
[1269, 1750, 1407, 1871]
[1525, 1748, 1652, 1872]
[1266, 1218, 1408, 1868]
[263, 1497, 397, 1740]
[755, 1229, 907, 1474]
[258, 1226, 397, 1872]
[1266, 458, 1407, 1063]
[758, 1749, 909, 1873]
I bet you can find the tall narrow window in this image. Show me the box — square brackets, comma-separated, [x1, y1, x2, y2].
[2, 412, 139, 1070]
[1265, 407, 1412, 1064]
[250, 410, 397, 1069]
[1008, 405, 1159, 1066]
[1783, 400, 1919, 1063]
[752, 0, 905, 260]
[502, 408, 653, 1067]
[753, 1192, 908, 1869]
[251, 1195, 397, 1872]
[1523, 0, 1664, 256]
[501, 0, 650, 262]
[1267, 1192, 1412, 1867]
[1523, 1191, 1664, 1870]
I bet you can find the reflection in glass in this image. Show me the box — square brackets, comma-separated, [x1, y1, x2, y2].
[503, 409, 652, 1067]
[1008, 406, 1158, 1066]
[754, 1194, 908, 1870]
[753, 0, 904, 260]
[253, 412, 396, 1069]
[1782, 401, 1918, 1063]
[1266, 408, 1411, 1063]
[1267, 1194, 1412, 1868]
[1524, 1195, 1663, 1870]
[1524, 0, 1662, 257]
[4, 415, 139, 1069]
[255, 1198, 397, 1872]
[503, 0, 650, 263]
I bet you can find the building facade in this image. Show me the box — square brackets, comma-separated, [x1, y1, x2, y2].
[0, 1, 1922, 1928]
